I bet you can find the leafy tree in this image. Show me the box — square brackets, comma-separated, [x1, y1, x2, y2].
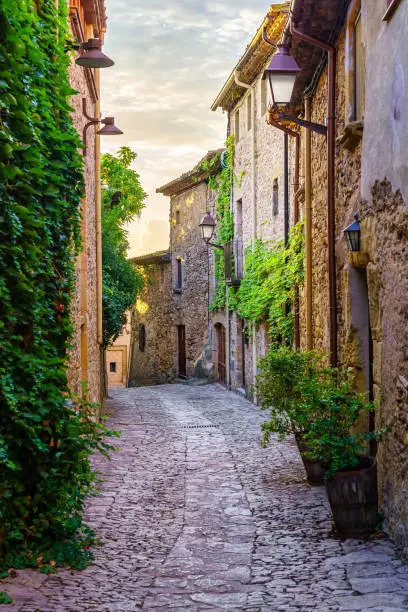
[101, 147, 146, 347]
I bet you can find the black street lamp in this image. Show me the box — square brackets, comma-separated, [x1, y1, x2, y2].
[199, 212, 224, 250]
[343, 213, 361, 252]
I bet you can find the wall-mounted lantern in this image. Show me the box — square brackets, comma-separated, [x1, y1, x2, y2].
[97, 117, 123, 136]
[264, 44, 301, 107]
[75, 38, 114, 68]
[199, 212, 224, 250]
[82, 99, 123, 154]
[343, 213, 360, 252]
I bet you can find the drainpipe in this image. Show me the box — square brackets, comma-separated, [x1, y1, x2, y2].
[284, 133, 289, 247]
[267, 118, 300, 348]
[305, 96, 313, 351]
[290, 22, 337, 367]
[234, 71, 257, 397]
[95, 68, 102, 347]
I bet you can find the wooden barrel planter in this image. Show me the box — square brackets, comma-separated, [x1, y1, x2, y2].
[325, 456, 378, 537]
[295, 435, 326, 486]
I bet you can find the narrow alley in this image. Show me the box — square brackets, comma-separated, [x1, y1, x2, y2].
[3, 384, 408, 612]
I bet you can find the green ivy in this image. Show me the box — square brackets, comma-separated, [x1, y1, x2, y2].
[0, 0, 116, 573]
[236, 222, 304, 346]
[205, 136, 235, 311]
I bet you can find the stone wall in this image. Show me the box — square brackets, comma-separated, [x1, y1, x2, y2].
[129, 174, 213, 386]
[210, 65, 296, 394]
[66, 50, 101, 403]
[128, 261, 175, 386]
[170, 182, 212, 377]
[359, 0, 408, 556]
[296, 2, 408, 556]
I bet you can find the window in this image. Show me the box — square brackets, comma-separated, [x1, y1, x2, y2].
[273, 178, 279, 216]
[176, 210, 180, 225]
[247, 93, 252, 131]
[234, 110, 240, 142]
[261, 78, 267, 115]
[139, 324, 146, 352]
[110, 362, 117, 372]
[353, 11, 364, 121]
[383, 0, 402, 20]
[176, 257, 182, 290]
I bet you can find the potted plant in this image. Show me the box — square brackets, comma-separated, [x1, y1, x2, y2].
[304, 374, 382, 537]
[256, 347, 329, 485]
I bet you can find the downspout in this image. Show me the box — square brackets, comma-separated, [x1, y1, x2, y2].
[305, 96, 313, 351]
[234, 71, 257, 398]
[267, 118, 300, 348]
[290, 21, 337, 367]
[95, 68, 104, 400]
[283, 132, 289, 246]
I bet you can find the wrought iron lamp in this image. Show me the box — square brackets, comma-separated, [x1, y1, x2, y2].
[262, 30, 327, 136]
[343, 213, 360, 252]
[82, 99, 123, 154]
[75, 38, 114, 68]
[199, 212, 224, 250]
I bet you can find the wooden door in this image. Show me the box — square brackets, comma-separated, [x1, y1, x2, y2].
[217, 324, 226, 384]
[177, 325, 186, 377]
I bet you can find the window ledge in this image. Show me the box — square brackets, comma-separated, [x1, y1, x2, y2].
[383, 0, 402, 21]
[337, 120, 364, 151]
[173, 288, 183, 294]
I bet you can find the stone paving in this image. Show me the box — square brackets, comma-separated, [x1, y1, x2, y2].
[2, 383, 408, 611]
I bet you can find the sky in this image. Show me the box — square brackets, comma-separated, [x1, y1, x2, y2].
[101, 0, 281, 257]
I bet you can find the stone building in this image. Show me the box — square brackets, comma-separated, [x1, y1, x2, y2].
[128, 250, 174, 386]
[211, 0, 408, 554]
[210, 3, 293, 394]
[66, 0, 111, 403]
[128, 152, 220, 386]
[272, 0, 408, 555]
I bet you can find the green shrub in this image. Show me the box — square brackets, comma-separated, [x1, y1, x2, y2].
[303, 375, 379, 477]
[257, 347, 381, 478]
[256, 347, 330, 442]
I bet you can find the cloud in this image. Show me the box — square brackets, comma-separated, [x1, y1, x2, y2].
[101, 0, 281, 255]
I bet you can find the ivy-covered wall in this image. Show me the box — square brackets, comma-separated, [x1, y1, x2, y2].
[0, 0, 111, 570]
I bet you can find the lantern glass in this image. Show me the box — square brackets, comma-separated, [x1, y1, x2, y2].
[199, 212, 216, 243]
[268, 72, 297, 106]
[343, 214, 360, 252]
[345, 229, 360, 252]
[201, 223, 214, 242]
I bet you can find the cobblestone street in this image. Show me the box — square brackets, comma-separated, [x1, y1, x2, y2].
[2, 384, 408, 611]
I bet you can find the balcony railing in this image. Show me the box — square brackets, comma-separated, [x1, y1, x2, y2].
[225, 238, 243, 287]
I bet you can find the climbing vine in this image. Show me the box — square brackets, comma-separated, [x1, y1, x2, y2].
[204, 136, 236, 311]
[0, 0, 116, 575]
[236, 223, 304, 346]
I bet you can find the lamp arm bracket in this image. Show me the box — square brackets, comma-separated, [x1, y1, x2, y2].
[82, 97, 100, 123]
[262, 26, 277, 48]
[278, 112, 327, 136]
[207, 241, 225, 251]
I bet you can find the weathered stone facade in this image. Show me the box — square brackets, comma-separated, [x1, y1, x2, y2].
[66, 0, 108, 403]
[128, 153, 219, 386]
[210, 4, 293, 394]
[211, 0, 408, 554]
[128, 251, 175, 386]
[287, 0, 408, 555]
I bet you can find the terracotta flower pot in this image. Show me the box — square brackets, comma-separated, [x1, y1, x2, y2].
[325, 456, 378, 537]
